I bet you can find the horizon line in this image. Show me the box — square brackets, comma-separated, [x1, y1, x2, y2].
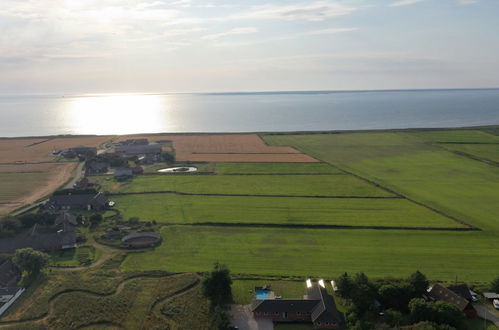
[1, 87, 499, 98]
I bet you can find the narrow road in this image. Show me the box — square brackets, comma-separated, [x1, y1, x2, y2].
[473, 302, 499, 327]
[64, 161, 85, 189]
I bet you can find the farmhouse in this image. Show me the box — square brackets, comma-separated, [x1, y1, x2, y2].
[70, 146, 97, 157]
[428, 283, 477, 317]
[252, 283, 340, 328]
[118, 139, 149, 146]
[0, 220, 76, 254]
[115, 143, 162, 157]
[45, 192, 109, 211]
[114, 168, 133, 180]
[85, 161, 109, 175]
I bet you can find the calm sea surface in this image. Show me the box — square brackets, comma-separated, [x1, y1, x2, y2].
[1, 89, 499, 137]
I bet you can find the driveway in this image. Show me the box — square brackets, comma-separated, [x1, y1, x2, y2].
[473, 302, 499, 327]
[230, 304, 274, 330]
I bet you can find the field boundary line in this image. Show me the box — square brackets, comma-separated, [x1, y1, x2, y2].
[431, 143, 499, 168]
[108, 191, 402, 199]
[265, 138, 479, 230]
[170, 222, 477, 231]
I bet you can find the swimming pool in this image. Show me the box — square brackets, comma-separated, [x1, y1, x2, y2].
[255, 289, 271, 300]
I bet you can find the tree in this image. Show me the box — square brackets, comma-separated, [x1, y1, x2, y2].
[409, 271, 429, 296]
[378, 283, 414, 311]
[89, 213, 103, 226]
[336, 272, 355, 299]
[382, 309, 405, 327]
[409, 298, 434, 323]
[490, 275, 499, 292]
[202, 262, 232, 307]
[13, 248, 49, 275]
[433, 301, 465, 328]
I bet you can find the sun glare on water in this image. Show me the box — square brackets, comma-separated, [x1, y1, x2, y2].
[66, 94, 169, 135]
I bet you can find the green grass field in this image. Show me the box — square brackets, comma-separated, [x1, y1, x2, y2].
[264, 132, 499, 234]
[93, 173, 392, 197]
[215, 162, 342, 174]
[111, 194, 460, 228]
[120, 225, 499, 282]
[439, 143, 499, 162]
[409, 129, 499, 143]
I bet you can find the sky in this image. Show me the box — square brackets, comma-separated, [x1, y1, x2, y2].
[0, 0, 498, 94]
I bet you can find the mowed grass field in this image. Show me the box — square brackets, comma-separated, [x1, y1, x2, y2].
[112, 194, 460, 228]
[439, 143, 499, 163]
[264, 132, 499, 234]
[120, 225, 499, 282]
[214, 162, 343, 174]
[94, 173, 393, 197]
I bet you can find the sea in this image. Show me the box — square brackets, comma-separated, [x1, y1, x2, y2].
[1, 88, 499, 137]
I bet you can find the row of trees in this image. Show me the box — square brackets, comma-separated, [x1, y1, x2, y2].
[202, 262, 233, 330]
[336, 271, 465, 330]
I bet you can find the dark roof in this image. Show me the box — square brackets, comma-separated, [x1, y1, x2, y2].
[252, 299, 319, 313]
[55, 213, 77, 226]
[86, 162, 109, 171]
[0, 259, 20, 288]
[119, 139, 149, 146]
[307, 285, 339, 323]
[0, 225, 76, 254]
[115, 144, 162, 155]
[47, 193, 108, 209]
[252, 284, 339, 325]
[448, 284, 473, 301]
[114, 168, 133, 177]
[429, 283, 471, 311]
[70, 146, 97, 153]
[0, 287, 21, 296]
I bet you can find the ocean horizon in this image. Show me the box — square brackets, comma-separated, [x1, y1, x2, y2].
[1, 88, 499, 137]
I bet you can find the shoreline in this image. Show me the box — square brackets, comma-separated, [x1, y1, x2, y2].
[1, 123, 499, 140]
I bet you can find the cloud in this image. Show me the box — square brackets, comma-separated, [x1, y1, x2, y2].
[304, 27, 360, 35]
[458, 0, 478, 4]
[389, 0, 425, 7]
[236, 2, 356, 22]
[202, 27, 258, 40]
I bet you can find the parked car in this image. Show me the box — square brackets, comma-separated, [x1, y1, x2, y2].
[493, 299, 499, 309]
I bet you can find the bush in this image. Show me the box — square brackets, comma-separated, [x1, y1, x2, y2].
[490, 275, 499, 292]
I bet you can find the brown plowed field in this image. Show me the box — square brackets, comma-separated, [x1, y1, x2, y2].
[116, 134, 317, 162]
[0, 136, 113, 163]
[0, 162, 77, 215]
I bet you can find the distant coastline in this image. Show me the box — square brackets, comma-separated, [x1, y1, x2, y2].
[1, 88, 499, 137]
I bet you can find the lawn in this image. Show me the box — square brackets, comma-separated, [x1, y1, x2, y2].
[264, 132, 499, 234]
[49, 245, 96, 267]
[93, 173, 393, 197]
[215, 162, 342, 174]
[120, 225, 499, 282]
[232, 279, 307, 304]
[111, 194, 460, 228]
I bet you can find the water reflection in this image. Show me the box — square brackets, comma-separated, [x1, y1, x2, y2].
[66, 94, 168, 135]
